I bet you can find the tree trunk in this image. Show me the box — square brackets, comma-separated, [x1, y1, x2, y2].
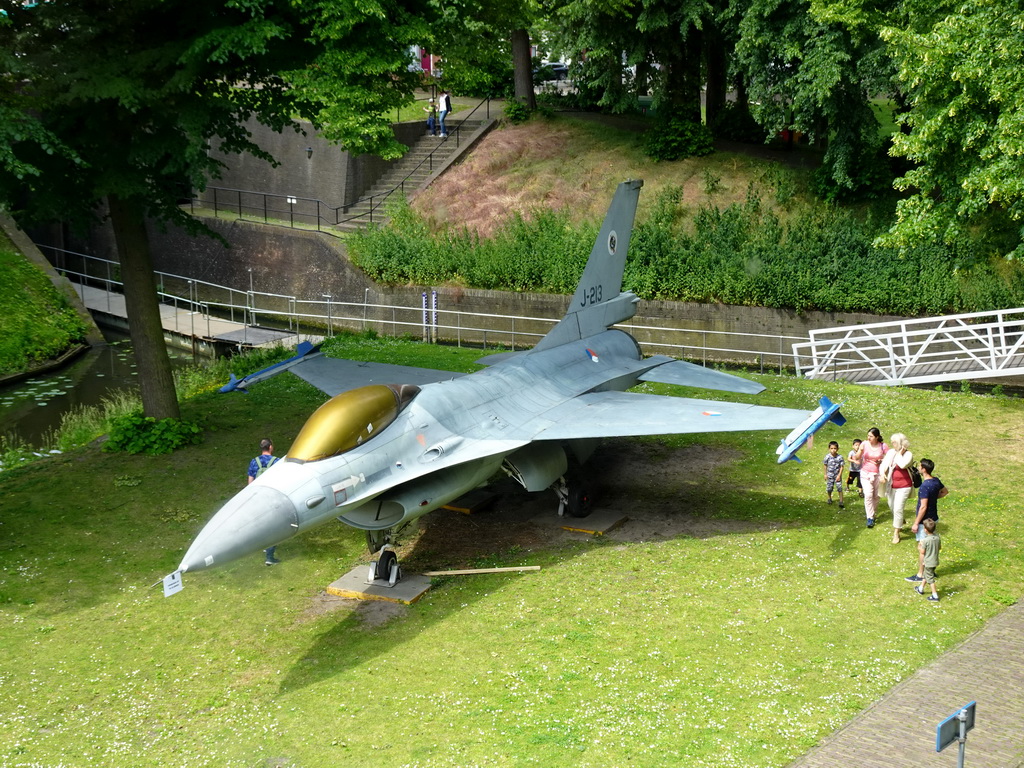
[663, 28, 703, 122]
[704, 27, 727, 128]
[733, 73, 752, 123]
[108, 194, 180, 421]
[511, 28, 535, 110]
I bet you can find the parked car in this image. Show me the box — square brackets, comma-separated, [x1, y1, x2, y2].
[535, 61, 569, 82]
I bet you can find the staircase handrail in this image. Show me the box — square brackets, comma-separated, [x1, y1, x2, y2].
[189, 97, 492, 234]
[342, 95, 493, 224]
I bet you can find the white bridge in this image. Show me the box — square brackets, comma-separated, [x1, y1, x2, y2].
[793, 308, 1024, 386]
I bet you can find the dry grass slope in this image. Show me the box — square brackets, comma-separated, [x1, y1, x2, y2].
[413, 115, 817, 236]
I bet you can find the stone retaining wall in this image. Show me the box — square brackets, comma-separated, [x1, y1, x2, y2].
[138, 218, 906, 361]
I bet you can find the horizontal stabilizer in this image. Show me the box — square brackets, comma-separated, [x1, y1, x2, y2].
[220, 341, 320, 393]
[640, 358, 765, 394]
[476, 350, 526, 367]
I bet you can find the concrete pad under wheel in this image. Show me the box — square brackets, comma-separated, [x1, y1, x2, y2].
[326, 566, 432, 605]
[531, 508, 628, 536]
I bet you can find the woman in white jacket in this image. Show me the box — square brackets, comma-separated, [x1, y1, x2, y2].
[881, 432, 914, 543]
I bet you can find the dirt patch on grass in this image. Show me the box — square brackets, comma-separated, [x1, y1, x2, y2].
[299, 440, 758, 627]
[396, 440, 758, 569]
[300, 592, 409, 627]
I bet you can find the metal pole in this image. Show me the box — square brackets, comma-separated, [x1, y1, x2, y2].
[957, 709, 967, 768]
[188, 280, 196, 358]
[422, 292, 428, 343]
[363, 288, 369, 330]
[432, 290, 438, 344]
[323, 294, 333, 338]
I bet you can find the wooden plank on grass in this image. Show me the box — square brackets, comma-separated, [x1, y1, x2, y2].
[422, 566, 541, 576]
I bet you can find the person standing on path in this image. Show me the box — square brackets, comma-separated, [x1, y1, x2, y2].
[853, 428, 888, 528]
[247, 438, 281, 565]
[438, 89, 452, 138]
[880, 432, 914, 543]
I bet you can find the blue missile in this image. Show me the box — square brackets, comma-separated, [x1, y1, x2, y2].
[776, 396, 846, 464]
[220, 341, 319, 393]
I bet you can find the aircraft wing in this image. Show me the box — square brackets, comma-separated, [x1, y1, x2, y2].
[526, 391, 809, 440]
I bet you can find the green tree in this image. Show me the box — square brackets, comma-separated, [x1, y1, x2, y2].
[881, 0, 1024, 255]
[0, 0, 433, 420]
[730, 0, 898, 198]
[430, 0, 538, 108]
[549, 0, 710, 119]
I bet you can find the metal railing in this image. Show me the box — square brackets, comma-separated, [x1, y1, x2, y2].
[792, 309, 1024, 385]
[189, 98, 491, 236]
[42, 245, 805, 370]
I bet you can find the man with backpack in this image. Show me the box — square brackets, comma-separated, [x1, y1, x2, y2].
[247, 438, 281, 565]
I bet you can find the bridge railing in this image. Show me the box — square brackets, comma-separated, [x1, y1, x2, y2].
[792, 309, 1024, 385]
[40, 244, 805, 371]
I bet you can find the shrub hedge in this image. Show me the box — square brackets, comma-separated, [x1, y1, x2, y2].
[348, 193, 1024, 316]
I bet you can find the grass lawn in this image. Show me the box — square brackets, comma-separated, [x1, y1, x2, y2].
[1, 337, 1021, 767]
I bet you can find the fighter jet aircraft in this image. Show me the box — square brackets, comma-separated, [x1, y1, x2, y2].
[175, 179, 841, 585]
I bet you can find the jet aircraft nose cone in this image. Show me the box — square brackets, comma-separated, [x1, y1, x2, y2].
[178, 485, 299, 572]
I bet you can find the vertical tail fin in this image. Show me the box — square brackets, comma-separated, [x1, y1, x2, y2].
[533, 179, 643, 351]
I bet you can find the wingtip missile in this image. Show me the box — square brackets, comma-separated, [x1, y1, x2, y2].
[776, 396, 846, 464]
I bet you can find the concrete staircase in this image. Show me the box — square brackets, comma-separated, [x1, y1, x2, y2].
[335, 119, 485, 232]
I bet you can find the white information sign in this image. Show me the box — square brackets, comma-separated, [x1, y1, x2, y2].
[163, 570, 183, 598]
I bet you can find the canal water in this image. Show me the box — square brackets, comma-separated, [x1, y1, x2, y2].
[0, 329, 195, 448]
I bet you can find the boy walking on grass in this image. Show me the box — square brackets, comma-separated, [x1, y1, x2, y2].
[823, 441, 845, 509]
[846, 438, 863, 497]
[913, 518, 941, 602]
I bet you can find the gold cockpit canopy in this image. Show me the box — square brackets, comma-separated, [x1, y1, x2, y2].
[287, 384, 420, 462]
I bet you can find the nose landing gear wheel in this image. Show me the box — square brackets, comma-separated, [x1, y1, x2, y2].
[369, 548, 401, 586]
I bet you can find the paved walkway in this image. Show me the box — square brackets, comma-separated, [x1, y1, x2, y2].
[788, 600, 1024, 768]
[74, 283, 309, 349]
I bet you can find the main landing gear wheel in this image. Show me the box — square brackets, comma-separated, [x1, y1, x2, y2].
[565, 477, 593, 518]
[555, 472, 594, 518]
